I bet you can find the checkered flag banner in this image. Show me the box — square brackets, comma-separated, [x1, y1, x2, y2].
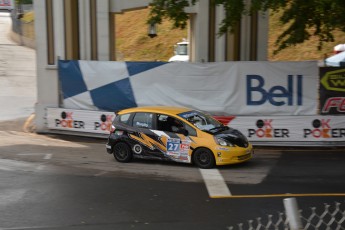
[58, 60, 318, 115]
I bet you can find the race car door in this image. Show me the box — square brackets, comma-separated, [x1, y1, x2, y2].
[154, 114, 192, 163]
[131, 112, 167, 159]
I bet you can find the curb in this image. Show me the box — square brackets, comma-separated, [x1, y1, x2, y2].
[23, 113, 35, 133]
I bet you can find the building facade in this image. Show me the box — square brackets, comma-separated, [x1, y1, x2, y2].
[34, 0, 268, 132]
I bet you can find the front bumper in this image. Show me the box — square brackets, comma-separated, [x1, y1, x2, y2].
[214, 145, 254, 165]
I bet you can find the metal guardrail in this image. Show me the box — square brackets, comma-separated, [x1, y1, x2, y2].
[228, 199, 345, 230]
[251, 141, 345, 147]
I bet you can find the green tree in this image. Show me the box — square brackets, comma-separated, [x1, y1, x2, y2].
[15, 0, 33, 5]
[148, 0, 345, 54]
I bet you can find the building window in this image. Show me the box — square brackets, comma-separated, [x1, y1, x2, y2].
[250, 11, 258, 61]
[46, 0, 55, 65]
[90, 0, 98, 60]
[64, 0, 79, 60]
[226, 22, 241, 61]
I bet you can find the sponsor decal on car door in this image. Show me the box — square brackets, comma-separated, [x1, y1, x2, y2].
[151, 130, 192, 163]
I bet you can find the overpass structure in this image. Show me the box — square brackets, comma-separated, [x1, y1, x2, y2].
[33, 0, 268, 132]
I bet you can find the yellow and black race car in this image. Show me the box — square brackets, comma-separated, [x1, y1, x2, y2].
[106, 106, 253, 168]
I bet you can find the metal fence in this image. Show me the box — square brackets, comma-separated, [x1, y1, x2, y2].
[228, 199, 345, 230]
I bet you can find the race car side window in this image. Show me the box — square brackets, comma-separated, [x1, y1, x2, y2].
[184, 123, 197, 137]
[157, 114, 197, 136]
[157, 114, 182, 132]
[117, 113, 131, 124]
[133, 112, 153, 129]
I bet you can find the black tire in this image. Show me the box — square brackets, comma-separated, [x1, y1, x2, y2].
[113, 142, 133, 163]
[193, 148, 215, 169]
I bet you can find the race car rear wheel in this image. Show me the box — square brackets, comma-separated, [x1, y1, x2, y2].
[113, 142, 133, 163]
[193, 148, 215, 169]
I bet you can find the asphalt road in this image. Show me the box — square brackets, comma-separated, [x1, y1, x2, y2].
[1, 11, 345, 230]
[0, 11, 36, 122]
[0, 121, 345, 229]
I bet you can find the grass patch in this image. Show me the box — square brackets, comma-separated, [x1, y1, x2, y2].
[115, 8, 187, 61]
[21, 8, 345, 61]
[268, 10, 345, 61]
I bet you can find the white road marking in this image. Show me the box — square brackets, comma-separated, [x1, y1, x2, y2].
[17, 153, 44, 156]
[43, 153, 53, 160]
[94, 171, 108, 177]
[17, 153, 53, 160]
[0, 159, 40, 172]
[36, 164, 46, 171]
[0, 131, 88, 148]
[199, 168, 231, 198]
[0, 189, 26, 206]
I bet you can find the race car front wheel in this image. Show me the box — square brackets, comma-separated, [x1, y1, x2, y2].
[193, 148, 215, 169]
[113, 142, 133, 163]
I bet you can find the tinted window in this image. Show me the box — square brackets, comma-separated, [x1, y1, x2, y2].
[133, 113, 153, 129]
[157, 114, 197, 136]
[157, 114, 183, 132]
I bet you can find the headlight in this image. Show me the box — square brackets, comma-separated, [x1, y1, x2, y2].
[214, 137, 233, 147]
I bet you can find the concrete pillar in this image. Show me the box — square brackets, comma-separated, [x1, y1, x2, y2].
[79, 0, 91, 60]
[192, 1, 209, 62]
[97, 0, 109, 61]
[257, 11, 268, 60]
[240, 14, 251, 61]
[53, 0, 65, 61]
[215, 5, 226, 61]
[34, 1, 61, 132]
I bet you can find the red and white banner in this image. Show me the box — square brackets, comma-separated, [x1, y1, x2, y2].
[46, 108, 114, 135]
[223, 116, 345, 142]
[47, 108, 345, 144]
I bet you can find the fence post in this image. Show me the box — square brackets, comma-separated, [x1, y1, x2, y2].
[283, 197, 303, 230]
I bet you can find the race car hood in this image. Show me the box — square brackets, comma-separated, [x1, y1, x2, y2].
[215, 127, 249, 148]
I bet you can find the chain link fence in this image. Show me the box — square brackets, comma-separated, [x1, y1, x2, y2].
[228, 199, 345, 230]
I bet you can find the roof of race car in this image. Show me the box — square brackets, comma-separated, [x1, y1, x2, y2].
[117, 106, 192, 115]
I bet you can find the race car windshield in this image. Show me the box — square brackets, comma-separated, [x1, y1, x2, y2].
[178, 110, 223, 132]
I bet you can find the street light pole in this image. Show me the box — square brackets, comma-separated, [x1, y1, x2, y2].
[148, 23, 157, 38]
